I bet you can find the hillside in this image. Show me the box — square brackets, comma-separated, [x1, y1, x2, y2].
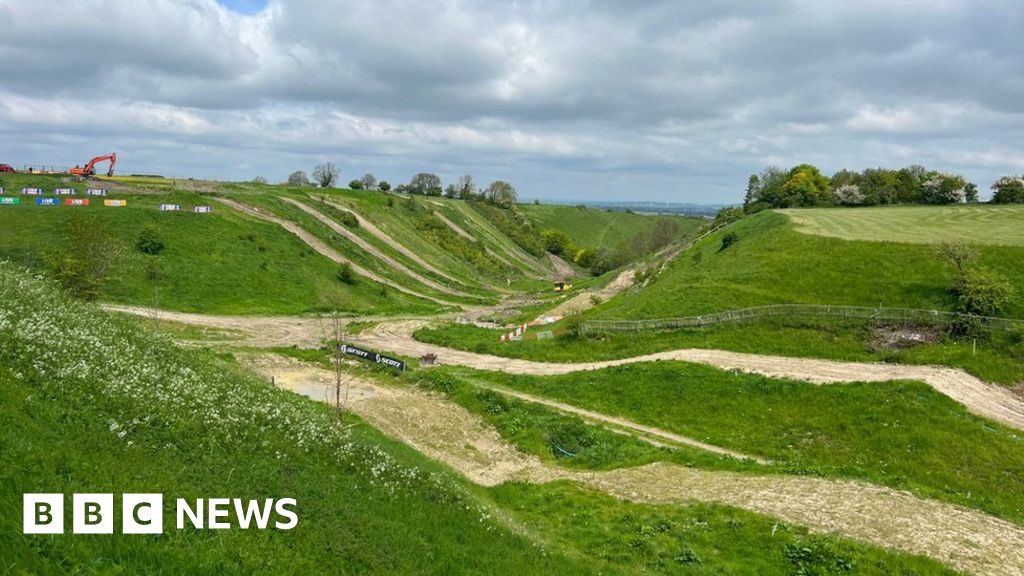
[0, 182, 436, 315]
[593, 209, 1024, 319]
[518, 203, 696, 252]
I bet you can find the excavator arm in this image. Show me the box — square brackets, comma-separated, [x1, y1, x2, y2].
[70, 152, 117, 177]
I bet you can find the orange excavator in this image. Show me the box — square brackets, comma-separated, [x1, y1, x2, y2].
[69, 152, 117, 177]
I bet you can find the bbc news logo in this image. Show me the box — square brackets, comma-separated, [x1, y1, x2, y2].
[24, 494, 298, 534]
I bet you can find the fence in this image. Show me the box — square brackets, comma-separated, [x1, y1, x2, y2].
[582, 304, 1024, 334]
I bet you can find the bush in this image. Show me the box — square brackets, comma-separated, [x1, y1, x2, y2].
[136, 227, 165, 255]
[719, 232, 739, 252]
[349, 179, 364, 190]
[956, 268, 1014, 317]
[337, 262, 356, 284]
[541, 229, 575, 256]
[339, 211, 359, 228]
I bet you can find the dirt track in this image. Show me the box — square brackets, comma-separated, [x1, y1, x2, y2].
[242, 352, 1024, 576]
[326, 201, 463, 284]
[213, 198, 464, 308]
[283, 198, 477, 298]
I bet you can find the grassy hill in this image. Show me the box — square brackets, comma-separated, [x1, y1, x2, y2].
[0, 262, 954, 574]
[0, 176, 434, 315]
[594, 210, 1024, 319]
[518, 203, 697, 252]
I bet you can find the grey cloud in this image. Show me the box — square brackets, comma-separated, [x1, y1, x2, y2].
[0, 0, 1022, 202]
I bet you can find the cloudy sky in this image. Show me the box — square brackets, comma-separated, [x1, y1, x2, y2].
[1, 1, 1022, 203]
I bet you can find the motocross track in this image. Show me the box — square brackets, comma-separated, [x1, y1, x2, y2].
[241, 352, 1024, 576]
[282, 198, 477, 299]
[324, 201, 462, 284]
[213, 198, 463, 308]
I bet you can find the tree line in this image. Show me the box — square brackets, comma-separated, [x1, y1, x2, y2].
[743, 164, 1024, 211]
[282, 163, 518, 208]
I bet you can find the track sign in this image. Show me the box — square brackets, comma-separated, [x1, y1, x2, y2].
[21, 187, 44, 195]
[0, 187, 5, 194]
[0, 197, 20, 205]
[103, 199, 127, 207]
[36, 198, 59, 206]
[193, 205, 212, 213]
[65, 198, 89, 206]
[160, 204, 181, 212]
[338, 344, 406, 372]
[54, 188, 76, 195]
[87, 189, 108, 196]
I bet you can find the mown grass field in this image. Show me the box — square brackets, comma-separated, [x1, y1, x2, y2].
[784, 205, 1024, 246]
[0, 263, 954, 575]
[442, 361, 1024, 526]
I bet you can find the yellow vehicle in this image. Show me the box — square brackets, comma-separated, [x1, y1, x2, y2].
[553, 280, 573, 292]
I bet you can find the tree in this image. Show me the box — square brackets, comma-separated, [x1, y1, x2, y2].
[378, 180, 391, 192]
[485, 180, 517, 208]
[312, 162, 340, 188]
[921, 173, 966, 204]
[743, 166, 787, 211]
[360, 173, 377, 191]
[936, 242, 978, 275]
[348, 179, 364, 190]
[964, 182, 979, 204]
[456, 174, 475, 200]
[46, 214, 125, 301]
[252, 176, 267, 184]
[833, 184, 865, 205]
[443, 184, 459, 198]
[541, 229, 575, 256]
[409, 173, 441, 195]
[288, 170, 310, 187]
[779, 164, 831, 207]
[991, 176, 1024, 204]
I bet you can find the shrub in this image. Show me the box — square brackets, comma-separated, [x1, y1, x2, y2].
[541, 229, 575, 256]
[339, 211, 359, 228]
[136, 227, 165, 255]
[337, 262, 356, 284]
[719, 232, 739, 252]
[956, 268, 1014, 317]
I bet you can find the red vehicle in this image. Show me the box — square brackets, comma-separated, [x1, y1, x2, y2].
[69, 152, 117, 177]
[0, 164, 15, 173]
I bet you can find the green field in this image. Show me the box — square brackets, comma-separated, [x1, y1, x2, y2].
[783, 205, 1024, 246]
[0, 262, 956, 575]
[0, 177, 436, 315]
[442, 362, 1024, 526]
[518, 203, 697, 251]
[592, 210, 1024, 319]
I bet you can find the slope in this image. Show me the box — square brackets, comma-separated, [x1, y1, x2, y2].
[594, 209, 1024, 319]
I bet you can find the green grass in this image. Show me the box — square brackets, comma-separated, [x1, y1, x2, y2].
[519, 203, 699, 251]
[0, 262, 582, 574]
[414, 317, 1024, 384]
[593, 210, 1024, 319]
[0, 262, 952, 574]
[0, 176, 435, 315]
[458, 361, 1024, 525]
[491, 483, 956, 576]
[784, 205, 1024, 246]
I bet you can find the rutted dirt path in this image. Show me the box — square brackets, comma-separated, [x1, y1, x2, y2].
[353, 322, 1024, 432]
[547, 253, 574, 279]
[105, 300, 1024, 432]
[213, 198, 463, 308]
[467, 381, 770, 464]
[433, 211, 543, 278]
[283, 198, 477, 299]
[325, 200, 463, 284]
[242, 352, 1024, 576]
[538, 267, 636, 321]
